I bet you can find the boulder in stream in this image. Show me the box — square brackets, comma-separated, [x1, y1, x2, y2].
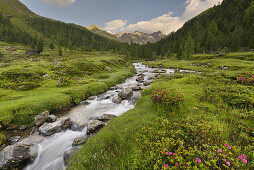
[47, 115, 57, 123]
[72, 136, 88, 147]
[0, 144, 38, 169]
[34, 111, 50, 126]
[61, 117, 72, 130]
[63, 147, 79, 166]
[112, 95, 122, 104]
[87, 120, 105, 135]
[118, 88, 133, 99]
[39, 122, 62, 136]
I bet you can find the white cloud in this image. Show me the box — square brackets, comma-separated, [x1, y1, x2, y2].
[103, 0, 222, 35]
[104, 20, 128, 33]
[40, 0, 76, 7]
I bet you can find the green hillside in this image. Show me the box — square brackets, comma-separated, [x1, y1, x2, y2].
[151, 0, 254, 57]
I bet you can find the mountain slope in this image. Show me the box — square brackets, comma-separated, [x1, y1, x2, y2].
[153, 0, 254, 56]
[87, 24, 121, 42]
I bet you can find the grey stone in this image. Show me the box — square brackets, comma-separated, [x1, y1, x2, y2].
[47, 115, 57, 123]
[19, 125, 28, 130]
[61, 118, 72, 130]
[7, 136, 21, 145]
[87, 120, 105, 135]
[132, 86, 141, 91]
[72, 136, 88, 147]
[39, 122, 62, 136]
[112, 95, 122, 104]
[98, 114, 116, 121]
[79, 101, 90, 106]
[118, 88, 133, 99]
[34, 111, 50, 126]
[63, 147, 79, 166]
[0, 144, 38, 169]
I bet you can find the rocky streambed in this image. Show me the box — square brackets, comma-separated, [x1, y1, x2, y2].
[0, 63, 176, 170]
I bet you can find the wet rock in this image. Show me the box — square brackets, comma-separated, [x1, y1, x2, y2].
[0, 144, 38, 169]
[105, 67, 112, 72]
[136, 74, 145, 82]
[79, 101, 90, 106]
[39, 122, 62, 136]
[87, 120, 105, 135]
[30, 126, 38, 135]
[132, 86, 141, 91]
[98, 114, 116, 121]
[118, 88, 133, 99]
[63, 147, 79, 166]
[112, 95, 122, 104]
[129, 91, 141, 104]
[34, 111, 50, 126]
[109, 87, 115, 90]
[143, 81, 152, 86]
[6, 125, 17, 131]
[148, 76, 155, 80]
[47, 115, 57, 123]
[19, 125, 28, 130]
[61, 118, 72, 130]
[72, 136, 88, 147]
[87, 96, 96, 100]
[7, 136, 21, 145]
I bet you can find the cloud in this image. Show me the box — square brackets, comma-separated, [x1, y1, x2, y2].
[40, 0, 76, 7]
[104, 20, 128, 33]
[103, 0, 222, 35]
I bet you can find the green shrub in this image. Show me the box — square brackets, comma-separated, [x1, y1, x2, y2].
[151, 89, 183, 114]
[0, 133, 6, 146]
[133, 117, 253, 169]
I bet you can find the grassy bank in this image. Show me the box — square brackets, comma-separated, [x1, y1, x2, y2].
[0, 41, 134, 145]
[69, 55, 253, 169]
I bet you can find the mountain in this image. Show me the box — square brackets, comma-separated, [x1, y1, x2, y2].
[152, 0, 254, 57]
[116, 31, 166, 44]
[87, 24, 121, 42]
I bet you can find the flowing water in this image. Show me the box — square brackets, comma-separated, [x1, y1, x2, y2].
[23, 63, 174, 170]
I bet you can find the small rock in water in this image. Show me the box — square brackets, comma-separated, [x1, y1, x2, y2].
[112, 95, 122, 104]
[72, 136, 88, 147]
[79, 101, 90, 106]
[7, 136, 21, 145]
[61, 117, 72, 130]
[132, 86, 141, 91]
[118, 88, 133, 99]
[47, 115, 57, 123]
[39, 123, 62, 136]
[34, 111, 50, 126]
[87, 120, 105, 135]
[63, 147, 79, 165]
[87, 96, 96, 100]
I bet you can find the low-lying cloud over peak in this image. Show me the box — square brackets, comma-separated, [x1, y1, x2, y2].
[103, 0, 221, 35]
[40, 0, 76, 7]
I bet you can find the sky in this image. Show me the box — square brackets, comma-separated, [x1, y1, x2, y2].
[19, 0, 222, 35]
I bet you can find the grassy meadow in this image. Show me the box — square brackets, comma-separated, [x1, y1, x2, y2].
[0, 41, 134, 145]
[68, 53, 254, 169]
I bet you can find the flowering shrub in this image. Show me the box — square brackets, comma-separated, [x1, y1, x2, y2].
[133, 117, 253, 169]
[237, 72, 254, 85]
[151, 89, 183, 113]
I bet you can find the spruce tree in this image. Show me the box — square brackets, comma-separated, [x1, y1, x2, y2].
[37, 40, 44, 54]
[58, 46, 63, 56]
[49, 42, 55, 50]
[184, 35, 195, 57]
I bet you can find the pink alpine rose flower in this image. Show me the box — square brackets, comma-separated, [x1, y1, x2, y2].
[242, 159, 247, 164]
[196, 158, 201, 164]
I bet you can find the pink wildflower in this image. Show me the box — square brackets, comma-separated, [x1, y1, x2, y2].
[164, 164, 168, 168]
[223, 159, 227, 162]
[242, 159, 247, 164]
[242, 154, 246, 159]
[228, 146, 231, 150]
[165, 152, 169, 155]
[169, 152, 172, 155]
[175, 163, 178, 167]
[225, 143, 229, 147]
[226, 162, 230, 166]
[238, 155, 243, 159]
[196, 158, 201, 164]
[173, 153, 176, 156]
[218, 150, 222, 154]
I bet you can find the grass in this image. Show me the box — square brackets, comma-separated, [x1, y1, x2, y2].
[0, 42, 134, 140]
[68, 55, 254, 169]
